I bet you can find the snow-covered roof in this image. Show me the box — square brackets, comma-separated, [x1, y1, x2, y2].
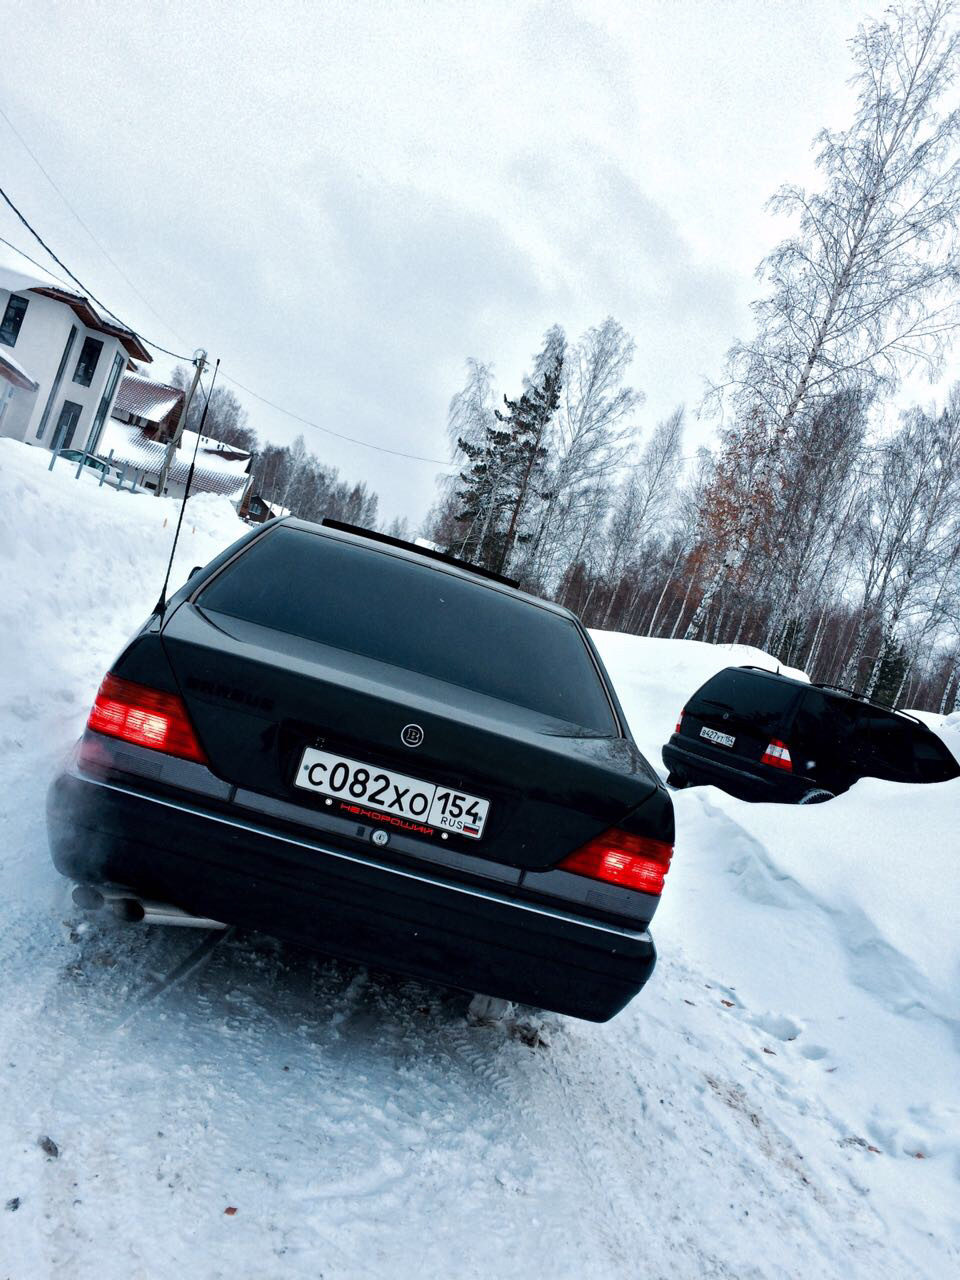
[0, 241, 68, 295]
[0, 242, 151, 363]
[112, 373, 183, 424]
[96, 420, 252, 501]
[0, 347, 39, 392]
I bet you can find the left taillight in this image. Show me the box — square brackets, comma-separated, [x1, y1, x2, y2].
[87, 673, 207, 764]
[558, 828, 674, 897]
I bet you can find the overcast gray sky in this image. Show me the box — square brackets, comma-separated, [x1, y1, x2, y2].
[2, 0, 886, 525]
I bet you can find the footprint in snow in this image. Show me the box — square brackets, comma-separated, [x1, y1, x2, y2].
[798, 1043, 829, 1061]
[748, 1011, 802, 1041]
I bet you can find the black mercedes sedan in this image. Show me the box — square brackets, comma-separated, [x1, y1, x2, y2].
[47, 518, 674, 1021]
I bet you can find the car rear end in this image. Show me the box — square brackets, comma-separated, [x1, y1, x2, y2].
[48, 521, 675, 1021]
[662, 666, 810, 802]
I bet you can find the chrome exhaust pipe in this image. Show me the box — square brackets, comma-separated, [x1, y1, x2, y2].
[72, 885, 226, 930]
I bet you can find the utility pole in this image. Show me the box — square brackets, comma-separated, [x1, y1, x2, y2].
[156, 347, 207, 497]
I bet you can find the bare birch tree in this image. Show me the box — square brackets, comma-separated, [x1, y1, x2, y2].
[522, 318, 642, 588]
[688, 0, 960, 637]
[600, 408, 684, 623]
[725, 0, 960, 432]
[848, 398, 960, 695]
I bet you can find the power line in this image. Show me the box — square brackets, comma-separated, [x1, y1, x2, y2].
[0, 183, 192, 361]
[219, 372, 451, 465]
[0, 103, 193, 349]
[0, 185, 452, 468]
[0, 232, 75, 293]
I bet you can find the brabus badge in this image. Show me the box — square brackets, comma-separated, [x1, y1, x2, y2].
[401, 723, 424, 748]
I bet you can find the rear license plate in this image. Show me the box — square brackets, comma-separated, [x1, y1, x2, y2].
[295, 747, 490, 839]
[700, 726, 736, 748]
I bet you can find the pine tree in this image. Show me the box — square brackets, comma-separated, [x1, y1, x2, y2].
[451, 328, 564, 576]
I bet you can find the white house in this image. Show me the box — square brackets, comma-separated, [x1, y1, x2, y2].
[0, 244, 150, 454]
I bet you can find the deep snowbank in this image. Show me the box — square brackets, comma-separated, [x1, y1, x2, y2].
[591, 628, 960, 1009]
[0, 438, 247, 753]
[590, 630, 808, 766]
[1, 439, 958, 1278]
[592, 628, 960, 1265]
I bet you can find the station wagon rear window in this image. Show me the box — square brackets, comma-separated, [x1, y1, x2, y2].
[196, 527, 618, 734]
[686, 669, 803, 733]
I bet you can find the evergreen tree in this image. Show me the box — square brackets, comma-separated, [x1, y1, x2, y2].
[871, 634, 910, 707]
[452, 328, 564, 575]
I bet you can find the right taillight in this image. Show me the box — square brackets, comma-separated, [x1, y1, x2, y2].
[87, 673, 207, 763]
[558, 828, 674, 896]
[761, 739, 793, 771]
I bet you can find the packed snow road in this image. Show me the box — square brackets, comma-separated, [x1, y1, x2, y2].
[1, 441, 958, 1278]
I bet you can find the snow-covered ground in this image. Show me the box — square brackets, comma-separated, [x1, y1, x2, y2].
[1, 438, 958, 1279]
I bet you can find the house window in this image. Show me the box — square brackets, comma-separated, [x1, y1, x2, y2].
[73, 336, 104, 387]
[0, 295, 29, 347]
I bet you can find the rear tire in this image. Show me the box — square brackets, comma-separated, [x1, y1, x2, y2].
[666, 772, 686, 790]
[797, 788, 834, 805]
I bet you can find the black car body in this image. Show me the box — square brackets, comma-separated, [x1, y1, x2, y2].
[47, 519, 675, 1021]
[662, 664, 959, 803]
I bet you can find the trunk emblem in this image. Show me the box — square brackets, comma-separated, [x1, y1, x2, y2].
[401, 723, 424, 748]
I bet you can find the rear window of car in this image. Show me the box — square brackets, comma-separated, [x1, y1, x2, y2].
[686, 668, 803, 732]
[196, 527, 618, 734]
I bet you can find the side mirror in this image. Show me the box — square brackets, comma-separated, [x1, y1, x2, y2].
[188, 565, 203, 580]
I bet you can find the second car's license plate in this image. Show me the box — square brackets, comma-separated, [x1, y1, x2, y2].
[295, 747, 490, 839]
[700, 726, 736, 748]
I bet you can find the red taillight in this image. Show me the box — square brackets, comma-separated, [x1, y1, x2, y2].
[675, 709, 685, 733]
[761, 738, 793, 771]
[558, 828, 674, 896]
[87, 674, 207, 764]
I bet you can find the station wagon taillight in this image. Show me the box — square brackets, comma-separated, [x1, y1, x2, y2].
[559, 828, 674, 896]
[675, 710, 684, 733]
[761, 739, 793, 771]
[87, 674, 207, 764]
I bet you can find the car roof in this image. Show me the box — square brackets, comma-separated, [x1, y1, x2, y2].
[727, 665, 924, 727]
[275, 516, 581, 624]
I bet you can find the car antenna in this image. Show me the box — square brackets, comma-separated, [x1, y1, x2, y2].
[153, 358, 220, 615]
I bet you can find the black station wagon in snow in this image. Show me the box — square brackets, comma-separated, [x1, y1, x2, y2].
[662, 664, 959, 804]
[47, 519, 675, 1022]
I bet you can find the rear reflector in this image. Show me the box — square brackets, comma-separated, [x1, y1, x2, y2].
[87, 674, 207, 764]
[559, 828, 674, 896]
[761, 738, 793, 771]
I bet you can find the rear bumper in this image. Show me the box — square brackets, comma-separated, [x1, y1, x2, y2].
[662, 738, 805, 803]
[47, 765, 657, 1022]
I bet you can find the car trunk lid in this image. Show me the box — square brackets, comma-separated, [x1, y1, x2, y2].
[159, 604, 660, 871]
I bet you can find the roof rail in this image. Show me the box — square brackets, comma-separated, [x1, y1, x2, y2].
[736, 669, 925, 724]
[814, 681, 869, 700]
[320, 519, 521, 588]
[736, 665, 799, 678]
[813, 681, 923, 724]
